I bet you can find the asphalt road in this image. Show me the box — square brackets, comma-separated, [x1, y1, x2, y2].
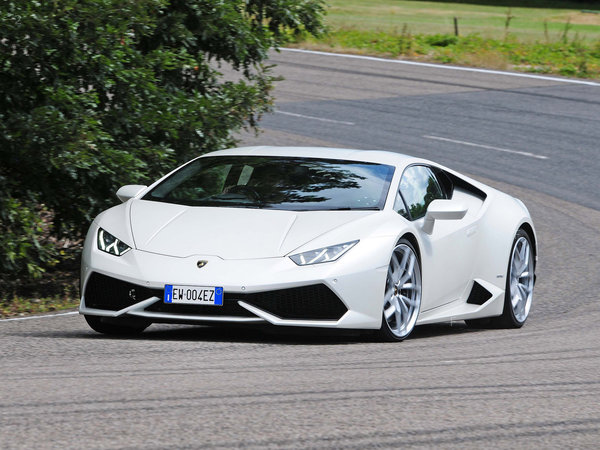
[1, 49, 599, 449]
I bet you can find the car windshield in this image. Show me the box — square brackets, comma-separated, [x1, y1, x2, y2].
[143, 156, 395, 211]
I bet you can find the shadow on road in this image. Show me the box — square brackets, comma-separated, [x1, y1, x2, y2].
[15, 321, 479, 345]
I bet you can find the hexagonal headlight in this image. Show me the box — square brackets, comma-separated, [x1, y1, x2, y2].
[289, 240, 359, 266]
[97, 228, 131, 256]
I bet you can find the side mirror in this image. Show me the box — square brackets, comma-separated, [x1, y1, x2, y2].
[116, 185, 147, 203]
[422, 199, 468, 235]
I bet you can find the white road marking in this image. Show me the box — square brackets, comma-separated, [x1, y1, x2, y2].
[276, 110, 355, 125]
[0, 311, 78, 322]
[423, 135, 549, 160]
[282, 48, 600, 87]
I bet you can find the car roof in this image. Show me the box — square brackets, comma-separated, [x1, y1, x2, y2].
[202, 146, 422, 167]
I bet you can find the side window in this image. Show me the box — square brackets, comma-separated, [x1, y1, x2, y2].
[394, 191, 409, 220]
[398, 166, 444, 220]
[431, 167, 454, 199]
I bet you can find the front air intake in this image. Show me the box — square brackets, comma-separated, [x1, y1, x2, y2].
[234, 284, 348, 320]
[84, 272, 162, 311]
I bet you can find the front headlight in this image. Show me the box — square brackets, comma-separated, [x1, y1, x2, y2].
[97, 228, 132, 256]
[289, 240, 359, 266]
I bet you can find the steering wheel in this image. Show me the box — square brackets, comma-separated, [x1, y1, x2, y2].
[223, 184, 261, 201]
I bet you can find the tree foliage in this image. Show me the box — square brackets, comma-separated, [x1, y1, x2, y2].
[0, 0, 325, 282]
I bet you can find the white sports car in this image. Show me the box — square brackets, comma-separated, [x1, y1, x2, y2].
[80, 146, 536, 341]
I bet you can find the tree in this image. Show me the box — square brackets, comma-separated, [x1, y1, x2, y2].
[0, 0, 325, 283]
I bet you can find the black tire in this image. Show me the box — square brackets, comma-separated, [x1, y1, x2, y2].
[492, 229, 534, 328]
[467, 229, 535, 330]
[84, 315, 150, 335]
[377, 238, 422, 342]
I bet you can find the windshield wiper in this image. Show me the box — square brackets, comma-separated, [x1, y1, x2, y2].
[284, 206, 381, 211]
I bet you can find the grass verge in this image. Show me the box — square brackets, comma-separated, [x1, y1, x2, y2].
[0, 296, 79, 319]
[1, 257, 80, 319]
[293, 1, 600, 79]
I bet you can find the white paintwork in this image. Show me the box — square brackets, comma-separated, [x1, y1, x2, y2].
[422, 199, 468, 234]
[130, 200, 376, 258]
[116, 185, 147, 203]
[80, 146, 537, 333]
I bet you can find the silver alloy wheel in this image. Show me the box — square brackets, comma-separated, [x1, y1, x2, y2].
[383, 243, 422, 339]
[509, 236, 534, 323]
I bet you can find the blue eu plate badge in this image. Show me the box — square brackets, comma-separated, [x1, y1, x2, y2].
[164, 285, 224, 306]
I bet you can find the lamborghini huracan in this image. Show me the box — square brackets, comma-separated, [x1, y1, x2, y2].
[80, 146, 536, 341]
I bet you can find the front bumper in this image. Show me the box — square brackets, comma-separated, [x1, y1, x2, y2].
[81, 272, 349, 326]
[80, 225, 393, 330]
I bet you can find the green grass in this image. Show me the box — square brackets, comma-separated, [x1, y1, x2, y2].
[325, 0, 600, 42]
[292, 1, 600, 78]
[1, 259, 80, 318]
[0, 296, 79, 318]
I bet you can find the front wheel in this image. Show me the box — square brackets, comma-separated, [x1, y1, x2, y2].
[378, 239, 422, 342]
[84, 315, 150, 335]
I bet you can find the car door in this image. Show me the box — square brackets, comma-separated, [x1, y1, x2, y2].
[395, 165, 476, 311]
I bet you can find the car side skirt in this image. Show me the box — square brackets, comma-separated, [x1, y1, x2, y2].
[417, 278, 504, 325]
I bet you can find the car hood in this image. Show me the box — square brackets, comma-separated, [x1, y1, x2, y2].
[129, 200, 376, 259]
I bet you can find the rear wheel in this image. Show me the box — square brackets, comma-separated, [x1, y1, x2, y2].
[467, 229, 534, 329]
[495, 229, 535, 328]
[378, 239, 422, 341]
[84, 315, 150, 335]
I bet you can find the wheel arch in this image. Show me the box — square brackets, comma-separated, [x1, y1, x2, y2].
[397, 232, 421, 264]
[518, 221, 537, 267]
[468, 192, 536, 292]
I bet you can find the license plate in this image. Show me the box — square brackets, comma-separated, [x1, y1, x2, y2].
[164, 285, 223, 306]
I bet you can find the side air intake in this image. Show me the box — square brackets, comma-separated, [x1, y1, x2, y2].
[466, 281, 493, 306]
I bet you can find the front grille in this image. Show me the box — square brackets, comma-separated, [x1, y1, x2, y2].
[84, 272, 162, 311]
[236, 284, 347, 321]
[84, 273, 347, 321]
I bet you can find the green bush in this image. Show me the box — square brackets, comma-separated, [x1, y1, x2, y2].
[0, 0, 325, 285]
[0, 196, 57, 281]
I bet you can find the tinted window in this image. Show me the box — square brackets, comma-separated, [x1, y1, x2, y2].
[144, 156, 395, 211]
[393, 191, 409, 220]
[399, 165, 444, 220]
[431, 167, 454, 199]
